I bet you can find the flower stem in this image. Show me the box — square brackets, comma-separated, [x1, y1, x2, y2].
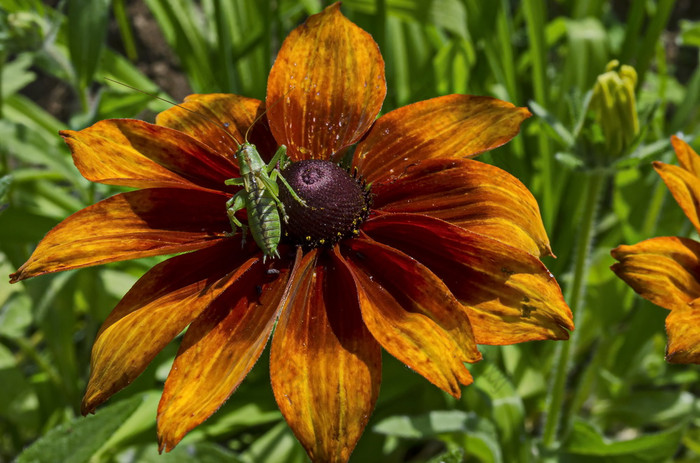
[542, 169, 605, 450]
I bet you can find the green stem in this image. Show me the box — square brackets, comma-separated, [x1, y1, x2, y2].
[542, 170, 605, 450]
[523, 0, 553, 230]
[113, 0, 138, 61]
[0, 49, 5, 120]
[642, 176, 667, 237]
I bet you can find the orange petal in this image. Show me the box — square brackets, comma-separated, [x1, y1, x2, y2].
[372, 158, 551, 257]
[363, 213, 573, 345]
[82, 239, 254, 413]
[611, 236, 700, 311]
[157, 258, 290, 452]
[266, 3, 386, 161]
[62, 119, 238, 190]
[671, 135, 700, 177]
[10, 188, 229, 282]
[665, 299, 700, 364]
[340, 237, 480, 397]
[270, 248, 381, 463]
[654, 160, 700, 234]
[155, 94, 279, 162]
[353, 95, 531, 183]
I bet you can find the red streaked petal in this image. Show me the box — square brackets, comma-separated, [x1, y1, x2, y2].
[10, 188, 230, 282]
[81, 239, 254, 413]
[654, 160, 700, 234]
[61, 119, 237, 190]
[372, 158, 552, 257]
[671, 135, 700, 177]
[340, 238, 480, 397]
[157, 259, 290, 452]
[611, 236, 700, 311]
[666, 299, 700, 364]
[155, 94, 279, 162]
[353, 95, 531, 183]
[270, 248, 381, 462]
[363, 213, 573, 345]
[267, 3, 386, 161]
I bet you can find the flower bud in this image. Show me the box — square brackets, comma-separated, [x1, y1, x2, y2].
[589, 60, 639, 158]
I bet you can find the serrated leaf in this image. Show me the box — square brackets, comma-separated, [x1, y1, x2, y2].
[17, 396, 143, 463]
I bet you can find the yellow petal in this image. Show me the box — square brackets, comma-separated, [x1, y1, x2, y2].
[341, 237, 481, 397]
[157, 259, 290, 452]
[266, 2, 386, 161]
[10, 188, 229, 283]
[353, 94, 531, 183]
[671, 135, 700, 177]
[363, 213, 573, 345]
[82, 240, 254, 413]
[654, 160, 700, 234]
[270, 248, 381, 463]
[665, 299, 700, 364]
[611, 236, 700, 311]
[155, 93, 279, 162]
[372, 158, 552, 257]
[62, 119, 237, 190]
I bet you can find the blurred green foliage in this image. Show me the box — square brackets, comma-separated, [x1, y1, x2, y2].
[2, 0, 700, 461]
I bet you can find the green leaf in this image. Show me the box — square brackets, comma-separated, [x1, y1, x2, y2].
[594, 390, 696, 428]
[529, 100, 576, 148]
[0, 292, 32, 338]
[679, 20, 700, 48]
[426, 448, 465, 463]
[345, 0, 468, 38]
[114, 442, 244, 463]
[16, 395, 143, 463]
[1, 53, 36, 96]
[555, 151, 585, 169]
[374, 410, 503, 462]
[238, 421, 307, 463]
[66, 0, 110, 90]
[373, 410, 479, 438]
[564, 419, 685, 461]
[472, 362, 524, 460]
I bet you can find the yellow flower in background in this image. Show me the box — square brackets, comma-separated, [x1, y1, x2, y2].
[612, 136, 700, 363]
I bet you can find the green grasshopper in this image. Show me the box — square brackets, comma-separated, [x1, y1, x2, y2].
[103, 78, 306, 261]
[225, 141, 306, 261]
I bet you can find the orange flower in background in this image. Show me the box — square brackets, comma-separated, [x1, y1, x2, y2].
[612, 136, 700, 364]
[10, 4, 573, 461]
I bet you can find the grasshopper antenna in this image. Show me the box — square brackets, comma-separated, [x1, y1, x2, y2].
[243, 85, 297, 143]
[104, 77, 243, 148]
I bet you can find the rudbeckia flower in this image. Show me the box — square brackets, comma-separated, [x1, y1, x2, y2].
[10, 4, 573, 461]
[612, 136, 700, 364]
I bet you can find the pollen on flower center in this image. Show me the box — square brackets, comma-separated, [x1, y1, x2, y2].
[279, 160, 371, 247]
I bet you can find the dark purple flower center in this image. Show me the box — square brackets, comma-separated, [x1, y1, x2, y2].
[280, 160, 371, 247]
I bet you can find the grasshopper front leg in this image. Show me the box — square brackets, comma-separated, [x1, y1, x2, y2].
[265, 145, 306, 206]
[226, 190, 248, 246]
[267, 144, 291, 172]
